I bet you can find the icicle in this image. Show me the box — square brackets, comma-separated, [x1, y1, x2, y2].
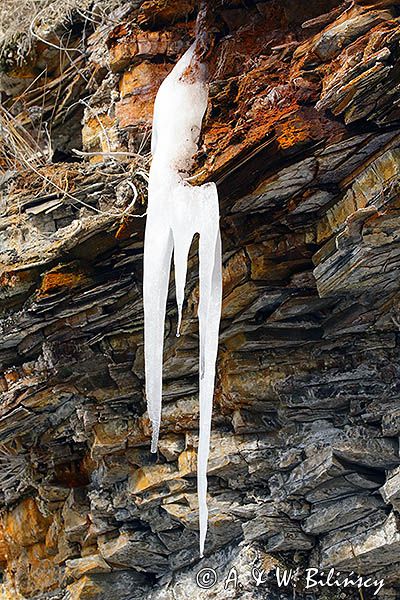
[143, 42, 222, 557]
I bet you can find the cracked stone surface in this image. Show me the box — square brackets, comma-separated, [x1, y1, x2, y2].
[0, 1, 399, 598]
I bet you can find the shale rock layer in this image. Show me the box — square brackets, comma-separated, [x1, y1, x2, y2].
[0, 1, 399, 598]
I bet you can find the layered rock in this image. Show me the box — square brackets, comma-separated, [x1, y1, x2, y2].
[0, 0, 399, 598]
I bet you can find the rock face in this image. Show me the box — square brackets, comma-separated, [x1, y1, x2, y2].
[0, 1, 399, 598]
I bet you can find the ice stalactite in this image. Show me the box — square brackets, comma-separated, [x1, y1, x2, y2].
[143, 42, 222, 557]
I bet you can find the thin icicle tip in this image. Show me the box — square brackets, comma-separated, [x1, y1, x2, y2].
[143, 38, 222, 557]
[150, 421, 160, 454]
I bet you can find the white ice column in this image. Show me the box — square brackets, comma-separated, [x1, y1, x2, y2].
[143, 43, 222, 557]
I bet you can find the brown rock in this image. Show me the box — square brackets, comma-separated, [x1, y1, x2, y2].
[138, 0, 196, 27]
[65, 555, 112, 582]
[62, 491, 90, 543]
[116, 62, 172, 129]
[128, 463, 178, 494]
[3, 498, 52, 548]
[0, 0, 400, 597]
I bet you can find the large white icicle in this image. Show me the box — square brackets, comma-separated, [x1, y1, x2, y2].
[143, 43, 222, 557]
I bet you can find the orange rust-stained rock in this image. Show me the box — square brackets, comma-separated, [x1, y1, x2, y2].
[0, 269, 37, 296]
[115, 219, 135, 241]
[3, 498, 52, 549]
[116, 62, 172, 128]
[129, 463, 178, 494]
[108, 25, 192, 72]
[38, 264, 91, 297]
[0, 522, 8, 567]
[81, 114, 119, 161]
[5, 541, 61, 598]
[119, 62, 171, 100]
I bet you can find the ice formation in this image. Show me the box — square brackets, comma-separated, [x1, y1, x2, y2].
[143, 43, 222, 557]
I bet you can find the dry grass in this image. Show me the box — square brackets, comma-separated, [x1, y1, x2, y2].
[0, 105, 46, 173]
[0, 0, 125, 173]
[0, 0, 122, 45]
[0, 0, 149, 219]
[0, 1, 53, 42]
